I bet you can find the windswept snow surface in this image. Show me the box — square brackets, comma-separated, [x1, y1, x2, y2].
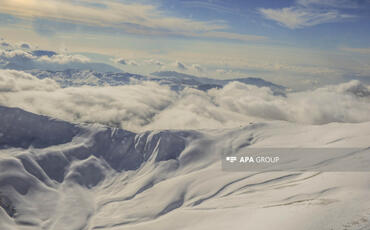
[1, 106, 370, 230]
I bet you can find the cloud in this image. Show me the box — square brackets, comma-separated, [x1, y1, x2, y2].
[259, 0, 357, 29]
[19, 43, 31, 49]
[0, 49, 36, 66]
[127, 60, 138, 66]
[146, 59, 163, 67]
[38, 54, 90, 64]
[0, 70, 175, 132]
[0, 0, 265, 42]
[1, 70, 369, 132]
[114, 58, 138, 66]
[1, 42, 11, 47]
[259, 7, 353, 29]
[216, 69, 234, 75]
[195, 31, 267, 42]
[114, 58, 127, 65]
[174, 61, 187, 70]
[0, 49, 90, 66]
[0, 46, 126, 73]
[0, 70, 59, 92]
[192, 64, 203, 72]
[297, 0, 362, 8]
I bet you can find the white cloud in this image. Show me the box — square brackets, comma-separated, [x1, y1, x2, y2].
[19, 43, 31, 49]
[1, 70, 369, 132]
[114, 58, 127, 65]
[259, 7, 352, 29]
[114, 58, 138, 66]
[127, 60, 138, 66]
[0, 49, 36, 64]
[0, 48, 90, 66]
[146, 59, 164, 67]
[192, 64, 203, 72]
[174, 61, 187, 70]
[297, 0, 361, 8]
[0, 70, 175, 132]
[38, 54, 90, 64]
[259, 0, 357, 29]
[0, 0, 265, 42]
[0, 70, 58, 92]
[216, 69, 228, 74]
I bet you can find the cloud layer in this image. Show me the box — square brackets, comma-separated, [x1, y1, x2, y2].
[1, 70, 369, 132]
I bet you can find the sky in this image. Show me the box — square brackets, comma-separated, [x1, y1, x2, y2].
[0, 0, 370, 89]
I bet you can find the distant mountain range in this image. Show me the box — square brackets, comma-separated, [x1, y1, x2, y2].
[29, 69, 286, 94]
[0, 47, 286, 93]
[151, 71, 285, 92]
[29, 69, 146, 87]
[0, 49, 122, 73]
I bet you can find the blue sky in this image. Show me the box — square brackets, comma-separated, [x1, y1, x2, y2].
[0, 0, 369, 89]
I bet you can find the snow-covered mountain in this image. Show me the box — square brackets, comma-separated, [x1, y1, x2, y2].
[1, 46, 286, 93]
[1, 106, 370, 230]
[28, 69, 285, 94]
[29, 69, 146, 87]
[0, 49, 122, 73]
[151, 71, 286, 93]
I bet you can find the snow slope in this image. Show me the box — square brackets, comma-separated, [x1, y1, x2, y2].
[1, 106, 370, 230]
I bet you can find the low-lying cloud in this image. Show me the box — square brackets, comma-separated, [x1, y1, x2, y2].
[114, 58, 138, 66]
[174, 61, 187, 70]
[0, 49, 90, 65]
[0, 47, 121, 72]
[0, 70, 369, 132]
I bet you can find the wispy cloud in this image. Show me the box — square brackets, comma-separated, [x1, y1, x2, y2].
[297, 0, 362, 9]
[0, 0, 265, 42]
[146, 59, 164, 67]
[259, 0, 356, 29]
[179, 0, 246, 16]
